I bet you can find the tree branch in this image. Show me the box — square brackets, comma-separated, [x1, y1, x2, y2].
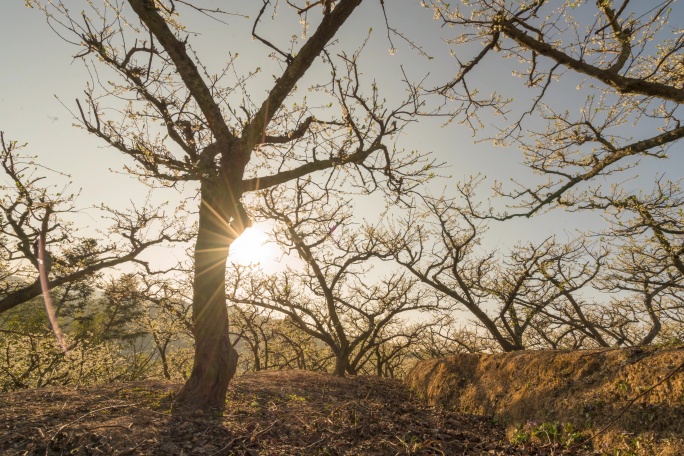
[127, 0, 235, 144]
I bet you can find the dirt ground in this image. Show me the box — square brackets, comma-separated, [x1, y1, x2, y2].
[0, 370, 584, 455]
[407, 346, 684, 455]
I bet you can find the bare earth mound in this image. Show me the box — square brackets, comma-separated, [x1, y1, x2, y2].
[406, 346, 684, 455]
[0, 370, 565, 455]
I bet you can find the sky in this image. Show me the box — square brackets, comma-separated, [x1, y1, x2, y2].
[1, 0, 681, 273]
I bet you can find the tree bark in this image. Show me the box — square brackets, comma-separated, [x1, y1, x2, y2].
[174, 178, 244, 411]
[333, 358, 347, 377]
[154, 335, 172, 380]
[333, 348, 351, 377]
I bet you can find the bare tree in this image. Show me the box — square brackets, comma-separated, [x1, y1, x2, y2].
[229, 305, 336, 374]
[412, 315, 496, 358]
[367, 321, 428, 378]
[34, 0, 431, 409]
[132, 274, 195, 380]
[376, 193, 524, 351]
[375, 1, 684, 353]
[230, 305, 275, 373]
[229, 181, 442, 376]
[424, 0, 683, 218]
[268, 316, 335, 373]
[0, 274, 164, 392]
[375, 186, 627, 351]
[590, 180, 684, 345]
[1, 133, 183, 316]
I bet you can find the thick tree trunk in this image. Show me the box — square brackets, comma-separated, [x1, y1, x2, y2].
[174, 179, 244, 412]
[333, 350, 350, 377]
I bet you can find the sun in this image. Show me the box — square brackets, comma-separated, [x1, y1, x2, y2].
[228, 224, 277, 267]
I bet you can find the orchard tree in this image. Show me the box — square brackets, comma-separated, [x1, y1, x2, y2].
[375, 188, 619, 351]
[0, 274, 164, 392]
[35, 0, 430, 410]
[411, 314, 496, 358]
[121, 274, 195, 380]
[425, 0, 683, 217]
[408, 0, 684, 350]
[1, 133, 182, 316]
[266, 317, 336, 372]
[377, 187, 684, 350]
[229, 180, 441, 376]
[229, 305, 335, 374]
[368, 321, 428, 378]
[230, 305, 275, 374]
[592, 180, 684, 346]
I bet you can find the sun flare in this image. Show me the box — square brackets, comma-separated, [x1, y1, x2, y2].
[228, 224, 276, 267]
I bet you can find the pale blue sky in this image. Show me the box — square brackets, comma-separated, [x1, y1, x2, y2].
[1, 0, 680, 270]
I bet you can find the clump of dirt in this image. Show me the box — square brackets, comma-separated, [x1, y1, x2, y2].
[406, 346, 684, 455]
[0, 370, 572, 455]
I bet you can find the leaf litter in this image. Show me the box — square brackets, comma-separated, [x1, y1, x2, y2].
[0, 370, 587, 455]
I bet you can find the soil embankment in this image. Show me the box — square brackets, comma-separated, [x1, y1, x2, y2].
[406, 346, 684, 455]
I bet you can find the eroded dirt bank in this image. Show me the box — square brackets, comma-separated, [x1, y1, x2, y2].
[406, 346, 684, 455]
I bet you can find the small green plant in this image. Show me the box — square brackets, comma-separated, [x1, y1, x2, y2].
[561, 423, 587, 446]
[616, 380, 630, 395]
[641, 404, 657, 422]
[511, 428, 530, 444]
[511, 420, 589, 449]
[531, 421, 561, 444]
[286, 393, 307, 402]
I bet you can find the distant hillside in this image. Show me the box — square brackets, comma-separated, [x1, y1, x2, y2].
[406, 346, 684, 455]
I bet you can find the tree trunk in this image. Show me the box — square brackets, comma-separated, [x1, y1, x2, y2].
[252, 343, 262, 371]
[174, 178, 244, 412]
[640, 293, 662, 346]
[333, 350, 350, 377]
[155, 335, 171, 380]
[375, 349, 384, 377]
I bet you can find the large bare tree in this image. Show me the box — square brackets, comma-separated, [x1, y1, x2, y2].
[374, 187, 624, 352]
[408, 0, 684, 350]
[228, 180, 441, 376]
[34, 0, 429, 410]
[425, 0, 683, 217]
[375, 188, 684, 351]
